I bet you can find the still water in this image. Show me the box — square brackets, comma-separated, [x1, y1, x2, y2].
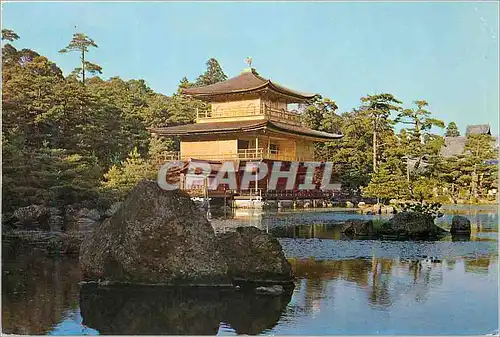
[2, 206, 498, 335]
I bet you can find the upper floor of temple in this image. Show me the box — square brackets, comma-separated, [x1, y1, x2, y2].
[181, 68, 316, 126]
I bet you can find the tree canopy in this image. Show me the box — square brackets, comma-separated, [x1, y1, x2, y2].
[2, 29, 496, 213]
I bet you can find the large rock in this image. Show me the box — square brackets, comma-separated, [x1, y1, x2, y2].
[450, 215, 471, 235]
[381, 212, 446, 238]
[64, 206, 101, 232]
[76, 208, 101, 231]
[104, 202, 122, 218]
[48, 207, 63, 232]
[217, 226, 294, 284]
[80, 180, 229, 285]
[13, 205, 51, 230]
[341, 219, 373, 237]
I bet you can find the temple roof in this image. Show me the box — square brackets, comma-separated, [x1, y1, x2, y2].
[466, 124, 491, 136]
[181, 68, 317, 102]
[441, 136, 468, 158]
[149, 120, 342, 142]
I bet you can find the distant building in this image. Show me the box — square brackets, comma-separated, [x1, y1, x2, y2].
[465, 124, 491, 136]
[441, 124, 495, 158]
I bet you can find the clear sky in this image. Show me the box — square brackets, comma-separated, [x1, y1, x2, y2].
[2, 1, 499, 135]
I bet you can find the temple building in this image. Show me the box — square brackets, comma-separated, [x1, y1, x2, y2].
[150, 67, 343, 202]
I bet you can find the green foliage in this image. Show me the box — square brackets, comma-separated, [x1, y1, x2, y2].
[59, 32, 101, 84]
[101, 147, 156, 199]
[194, 58, 227, 86]
[445, 122, 460, 137]
[2, 139, 103, 211]
[1, 29, 496, 211]
[360, 93, 402, 172]
[399, 201, 442, 218]
[312, 108, 373, 195]
[363, 164, 409, 202]
[2, 29, 20, 42]
[301, 95, 339, 131]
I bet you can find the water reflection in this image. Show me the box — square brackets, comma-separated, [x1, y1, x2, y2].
[2, 205, 498, 335]
[79, 285, 293, 335]
[288, 255, 496, 315]
[464, 258, 492, 274]
[2, 245, 80, 335]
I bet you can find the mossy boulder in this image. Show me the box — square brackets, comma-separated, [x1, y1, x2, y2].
[341, 219, 374, 237]
[380, 212, 446, 239]
[80, 180, 229, 285]
[450, 215, 471, 235]
[217, 226, 294, 285]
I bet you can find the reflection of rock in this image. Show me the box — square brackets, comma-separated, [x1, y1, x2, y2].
[217, 226, 294, 284]
[381, 212, 446, 239]
[341, 219, 373, 237]
[450, 215, 471, 235]
[2, 231, 85, 254]
[223, 288, 293, 334]
[80, 180, 229, 285]
[79, 285, 292, 335]
[451, 234, 471, 242]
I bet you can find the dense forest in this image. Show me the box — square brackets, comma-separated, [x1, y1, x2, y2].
[2, 30, 498, 215]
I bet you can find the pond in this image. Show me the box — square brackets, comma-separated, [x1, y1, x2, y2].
[2, 206, 498, 335]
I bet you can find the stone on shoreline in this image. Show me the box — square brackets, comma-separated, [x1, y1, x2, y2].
[217, 226, 294, 284]
[341, 219, 374, 237]
[450, 215, 471, 235]
[380, 212, 446, 238]
[12, 205, 51, 230]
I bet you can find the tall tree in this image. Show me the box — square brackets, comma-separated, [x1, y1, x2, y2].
[195, 58, 227, 87]
[177, 76, 193, 93]
[360, 93, 402, 172]
[463, 134, 497, 199]
[2, 29, 20, 42]
[396, 100, 444, 144]
[317, 108, 374, 195]
[2, 29, 20, 65]
[301, 95, 339, 132]
[59, 33, 102, 85]
[444, 122, 460, 137]
[395, 100, 444, 173]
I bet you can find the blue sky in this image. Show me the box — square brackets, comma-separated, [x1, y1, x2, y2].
[3, 1, 499, 135]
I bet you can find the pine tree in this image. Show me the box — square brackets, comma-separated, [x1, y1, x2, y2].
[444, 122, 460, 137]
[101, 147, 155, 199]
[362, 164, 409, 202]
[360, 93, 402, 172]
[59, 33, 102, 85]
[195, 58, 227, 86]
[1, 29, 20, 42]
